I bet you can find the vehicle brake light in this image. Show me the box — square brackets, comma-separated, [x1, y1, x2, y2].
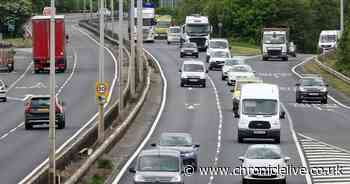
[25, 102, 31, 113]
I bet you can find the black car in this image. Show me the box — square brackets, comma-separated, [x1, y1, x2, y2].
[24, 96, 66, 129]
[296, 76, 328, 104]
[180, 42, 199, 58]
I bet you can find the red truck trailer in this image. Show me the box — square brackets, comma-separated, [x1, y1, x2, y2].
[32, 15, 67, 73]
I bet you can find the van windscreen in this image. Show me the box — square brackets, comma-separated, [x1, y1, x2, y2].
[242, 99, 277, 115]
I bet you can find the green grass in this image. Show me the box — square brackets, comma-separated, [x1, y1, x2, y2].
[87, 175, 104, 184]
[96, 158, 113, 170]
[303, 60, 350, 97]
[230, 41, 261, 56]
[3, 38, 32, 48]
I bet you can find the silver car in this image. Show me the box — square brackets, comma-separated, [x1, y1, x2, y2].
[129, 149, 184, 184]
[151, 133, 200, 170]
[239, 144, 290, 184]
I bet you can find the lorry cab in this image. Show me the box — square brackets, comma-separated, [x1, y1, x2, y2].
[236, 83, 285, 143]
[155, 15, 172, 39]
[134, 4, 157, 42]
[181, 15, 212, 51]
[262, 28, 289, 61]
[318, 30, 340, 53]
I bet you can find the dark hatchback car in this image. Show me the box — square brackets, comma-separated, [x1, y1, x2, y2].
[24, 95, 66, 129]
[296, 76, 328, 104]
[180, 42, 199, 58]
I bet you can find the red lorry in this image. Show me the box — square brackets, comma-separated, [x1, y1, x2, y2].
[32, 15, 67, 73]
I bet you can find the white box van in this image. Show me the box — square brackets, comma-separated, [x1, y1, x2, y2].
[318, 30, 341, 53]
[236, 83, 285, 143]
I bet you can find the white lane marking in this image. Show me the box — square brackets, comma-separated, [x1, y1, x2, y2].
[0, 45, 79, 140]
[280, 103, 313, 184]
[6, 97, 25, 101]
[111, 49, 168, 184]
[291, 56, 350, 110]
[19, 24, 119, 184]
[207, 76, 223, 184]
[298, 133, 350, 184]
[8, 62, 33, 91]
[15, 82, 47, 89]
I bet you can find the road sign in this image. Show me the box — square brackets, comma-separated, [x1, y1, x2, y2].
[96, 81, 109, 104]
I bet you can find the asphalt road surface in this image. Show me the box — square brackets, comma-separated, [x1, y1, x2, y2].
[0, 14, 118, 184]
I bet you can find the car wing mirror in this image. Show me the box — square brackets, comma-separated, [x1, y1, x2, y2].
[284, 156, 291, 162]
[280, 111, 286, 119]
[129, 167, 136, 173]
[194, 144, 200, 148]
[238, 156, 245, 162]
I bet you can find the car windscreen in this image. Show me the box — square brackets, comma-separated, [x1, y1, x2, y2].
[31, 98, 50, 107]
[242, 99, 277, 115]
[170, 28, 180, 33]
[138, 155, 179, 172]
[183, 64, 204, 72]
[230, 66, 251, 72]
[263, 34, 285, 44]
[183, 43, 196, 48]
[246, 147, 282, 159]
[210, 41, 228, 49]
[301, 78, 325, 86]
[160, 134, 192, 146]
[157, 21, 170, 28]
[225, 59, 243, 66]
[212, 51, 229, 58]
[320, 35, 337, 43]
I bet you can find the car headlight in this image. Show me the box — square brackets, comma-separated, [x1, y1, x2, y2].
[182, 76, 188, 79]
[134, 174, 145, 182]
[272, 120, 280, 126]
[170, 174, 182, 182]
[299, 87, 307, 92]
[320, 87, 327, 92]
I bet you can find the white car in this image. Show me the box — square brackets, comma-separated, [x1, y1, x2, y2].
[208, 50, 231, 70]
[206, 39, 230, 62]
[0, 80, 8, 102]
[239, 144, 290, 184]
[179, 60, 207, 88]
[222, 58, 245, 80]
[167, 26, 181, 44]
[227, 65, 255, 86]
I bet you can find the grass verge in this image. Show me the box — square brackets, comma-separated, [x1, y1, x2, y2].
[3, 38, 32, 48]
[230, 41, 260, 56]
[303, 60, 350, 97]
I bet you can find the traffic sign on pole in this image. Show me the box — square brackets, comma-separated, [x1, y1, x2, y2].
[96, 81, 109, 104]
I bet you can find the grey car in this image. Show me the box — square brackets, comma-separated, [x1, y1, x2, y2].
[151, 133, 200, 170]
[296, 76, 328, 104]
[239, 144, 290, 184]
[129, 149, 184, 184]
[180, 42, 199, 58]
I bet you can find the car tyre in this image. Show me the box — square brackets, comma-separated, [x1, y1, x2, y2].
[242, 178, 248, 184]
[283, 57, 288, 61]
[275, 137, 281, 144]
[238, 135, 244, 143]
[262, 57, 268, 61]
[202, 82, 206, 88]
[3, 97, 7, 102]
[25, 123, 33, 130]
[221, 74, 225, 81]
[206, 56, 210, 63]
[296, 97, 302, 103]
[280, 178, 286, 184]
[57, 117, 65, 129]
[180, 53, 184, 58]
[321, 98, 328, 104]
[180, 82, 185, 87]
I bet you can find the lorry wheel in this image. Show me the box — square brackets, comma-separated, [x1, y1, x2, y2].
[283, 57, 288, 61]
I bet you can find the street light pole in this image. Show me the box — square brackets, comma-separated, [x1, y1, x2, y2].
[130, 0, 136, 97]
[48, 0, 56, 183]
[98, 0, 105, 145]
[90, 0, 93, 19]
[340, 0, 344, 34]
[118, 0, 124, 114]
[137, 0, 143, 83]
[111, 0, 115, 37]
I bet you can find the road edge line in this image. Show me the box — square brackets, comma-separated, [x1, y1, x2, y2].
[281, 102, 313, 184]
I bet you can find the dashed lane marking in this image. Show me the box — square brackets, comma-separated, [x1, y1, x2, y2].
[299, 133, 350, 184]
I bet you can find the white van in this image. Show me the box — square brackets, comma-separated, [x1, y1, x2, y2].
[206, 39, 230, 62]
[318, 30, 341, 53]
[236, 83, 285, 143]
[167, 26, 181, 44]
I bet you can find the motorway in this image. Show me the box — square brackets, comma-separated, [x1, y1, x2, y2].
[117, 39, 350, 184]
[0, 15, 118, 184]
